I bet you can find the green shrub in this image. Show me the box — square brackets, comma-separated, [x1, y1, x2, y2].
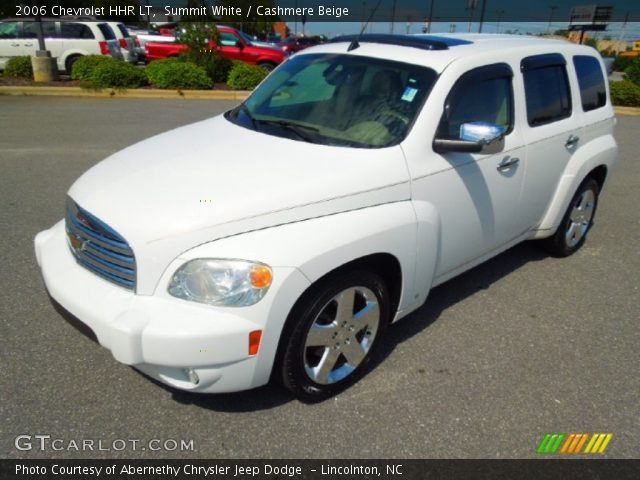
[609, 80, 640, 107]
[146, 59, 212, 89]
[226, 62, 268, 90]
[4, 56, 33, 78]
[199, 53, 233, 83]
[90, 60, 147, 89]
[624, 60, 640, 86]
[612, 55, 637, 73]
[71, 55, 116, 81]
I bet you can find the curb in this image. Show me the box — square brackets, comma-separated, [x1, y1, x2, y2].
[614, 106, 640, 116]
[0, 86, 251, 100]
[2, 86, 639, 115]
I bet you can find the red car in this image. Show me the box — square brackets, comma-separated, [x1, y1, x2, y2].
[145, 26, 286, 71]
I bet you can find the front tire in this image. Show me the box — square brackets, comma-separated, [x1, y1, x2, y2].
[542, 178, 599, 257]
[280, 271, 390, 402]
[258, 61, 276, 72]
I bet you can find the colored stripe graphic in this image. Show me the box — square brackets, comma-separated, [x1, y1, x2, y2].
[584, 433, 613, 454]
[538, 433, 612, 454]
[537, 433, 566, 454]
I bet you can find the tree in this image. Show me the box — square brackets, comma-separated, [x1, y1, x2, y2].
[216, 0, 277, 37]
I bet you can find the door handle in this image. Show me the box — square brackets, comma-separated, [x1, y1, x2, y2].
[24, 43, 33, 47]
[11, 43, 20, 47]
[565, 135, 580, 148]
[497, 156, 520, 171]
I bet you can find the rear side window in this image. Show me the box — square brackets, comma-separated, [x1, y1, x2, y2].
[573, 55, 606, 111]
[437, 63, 514, 139]
[0, 22, 20, 39]
[522, 54, 572, 126]
[23, 22, 58, 39]
[116, 24, 130, 38]
[61, 23, 95, 39]
[97, 23, 116, 41]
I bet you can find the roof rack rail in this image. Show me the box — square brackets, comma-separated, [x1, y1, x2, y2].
[329, 34, 472, 51]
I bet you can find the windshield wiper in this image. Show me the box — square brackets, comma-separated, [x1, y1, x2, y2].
[256, 119, 320, 143]
[236, 103, 257, 130]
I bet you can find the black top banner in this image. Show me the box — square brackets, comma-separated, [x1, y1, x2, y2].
[3, 1, 640, 23]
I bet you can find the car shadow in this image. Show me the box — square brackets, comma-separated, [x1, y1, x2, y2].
[373, 240, 549, 367]
[51, 241, 548, 412]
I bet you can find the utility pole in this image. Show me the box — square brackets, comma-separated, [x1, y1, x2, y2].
[390, 0, 396, 33]
[478, 0, 487, 33]
[427, 0, 435, 34]
[496, 10, 505, 33]
[467, 0, 477, 33]
[547, 5, 557, 34]
[618, 11, 629, 43]
[31, 0, 57, 82]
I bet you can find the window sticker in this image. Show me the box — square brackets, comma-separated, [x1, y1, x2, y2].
[401, 86, 418, 102]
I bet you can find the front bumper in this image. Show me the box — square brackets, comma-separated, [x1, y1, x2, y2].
[34, 220, 308, 393]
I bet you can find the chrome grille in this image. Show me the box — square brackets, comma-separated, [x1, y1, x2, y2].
[65, 197, 136, 290]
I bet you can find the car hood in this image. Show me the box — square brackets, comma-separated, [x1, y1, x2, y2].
[68, 115, 411, 293]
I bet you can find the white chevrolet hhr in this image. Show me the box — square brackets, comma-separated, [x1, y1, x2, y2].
[35, 34, 618, 401]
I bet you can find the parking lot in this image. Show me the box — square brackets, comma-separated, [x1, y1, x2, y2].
[1, 96, 638, 459]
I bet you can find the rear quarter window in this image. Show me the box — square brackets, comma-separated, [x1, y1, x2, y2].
[522, 54, 572, 127]
[116, 24, 130, 38]
[61, 23, 95, 39]
[97, 23, 116, 41]
[573, 55, 607, 111]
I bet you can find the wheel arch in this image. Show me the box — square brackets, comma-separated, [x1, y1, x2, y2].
[532, 133, 617, 237]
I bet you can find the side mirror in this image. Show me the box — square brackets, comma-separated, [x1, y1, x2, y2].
[236, 40, 244, 49]
[434, 122, 506, 154]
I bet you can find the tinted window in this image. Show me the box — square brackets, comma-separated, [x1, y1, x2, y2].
[220, 32, 239, 47]
[97, 23, 115, 41]
[116, 24, 130, 38]
[573, 55, 606, 111]
[61, 23, 95, 39]
[438, 64, 514, 139]
[0, 22, 20, 39]
[523, 55, 572, 126]
[23, 22, 58, 39]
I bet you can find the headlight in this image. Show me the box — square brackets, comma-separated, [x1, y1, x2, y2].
[168, 259, 273, 307]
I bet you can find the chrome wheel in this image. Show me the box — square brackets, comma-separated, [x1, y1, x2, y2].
[565, 189, 595, 248]
[303, 286, 380, 385]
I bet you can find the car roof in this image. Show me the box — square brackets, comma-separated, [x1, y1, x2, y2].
[303, 33, 596, 73]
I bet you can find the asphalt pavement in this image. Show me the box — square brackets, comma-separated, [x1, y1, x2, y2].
[1, 96, 638, 459]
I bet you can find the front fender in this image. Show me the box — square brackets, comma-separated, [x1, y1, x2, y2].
[155, 201, 441, 386]
[165, 201, 421, 309]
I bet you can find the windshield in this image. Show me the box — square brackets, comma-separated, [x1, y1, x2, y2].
[239, 31, 255, 44]
[226, 53, 438, 148]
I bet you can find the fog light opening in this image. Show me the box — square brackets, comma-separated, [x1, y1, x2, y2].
[185, 368, 200, 385]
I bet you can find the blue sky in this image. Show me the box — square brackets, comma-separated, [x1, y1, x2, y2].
[299, 21, 640, 41]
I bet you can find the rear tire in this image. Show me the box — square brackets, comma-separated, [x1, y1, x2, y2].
[541, 178, 599, 257]
[279, 270, 390, 402]
[65, 55, 81, 75]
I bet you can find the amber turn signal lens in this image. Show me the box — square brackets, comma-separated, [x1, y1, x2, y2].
[249, 330, 262, 356]
[250, 265, 273, 289]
